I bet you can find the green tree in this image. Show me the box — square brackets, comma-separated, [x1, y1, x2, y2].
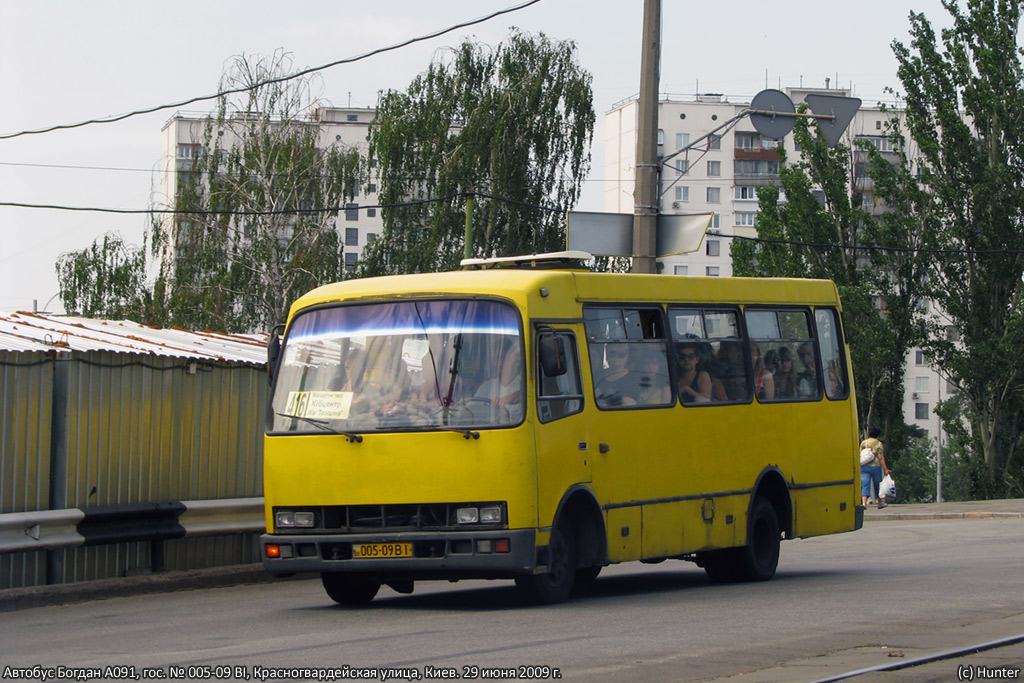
[152, 51, 359, 332]
[360, 30, 594, 275]
[892, 1, 1024, 493]
[730, 118, 929, 458]
[56, 231, 152, 320]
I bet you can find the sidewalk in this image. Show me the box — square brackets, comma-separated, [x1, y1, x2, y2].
[864, 497, 1024, 521]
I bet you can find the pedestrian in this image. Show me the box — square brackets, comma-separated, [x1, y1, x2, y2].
[859, 426, 890, 509]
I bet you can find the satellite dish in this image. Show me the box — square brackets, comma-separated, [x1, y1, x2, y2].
[749, 89, 796, 140]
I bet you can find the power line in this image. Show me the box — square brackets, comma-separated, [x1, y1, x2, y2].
[0, 191, 562, 217]
[2, 193, 1021, 257]
[0, 0, 544, 141]
[0, 159, 629, 184]
[727, 233, 1024, 256]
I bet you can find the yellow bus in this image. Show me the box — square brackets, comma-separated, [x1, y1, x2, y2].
[261, 252, 862, 605]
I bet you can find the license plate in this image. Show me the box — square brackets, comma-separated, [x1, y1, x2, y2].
[352, 542, 413, 559]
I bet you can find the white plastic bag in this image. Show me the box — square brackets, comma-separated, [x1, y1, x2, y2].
[859, 447, 875, 466]
[879, 473, 896, 500]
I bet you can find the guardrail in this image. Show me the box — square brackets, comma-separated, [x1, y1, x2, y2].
[0, 498, 264, 581]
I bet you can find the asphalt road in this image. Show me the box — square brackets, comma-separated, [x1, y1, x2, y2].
[1, 514, 1022, 682]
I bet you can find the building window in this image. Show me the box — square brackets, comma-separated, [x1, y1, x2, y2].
[707, 187, 721, 203]
[706, 239, 720, 257]
[711, 214, 720, 228]
[177, 144, 201, 159]
[675, 186, 689, 202]
[707, 160, 721, 176]
[735, 159, 779, 176]
[915, 402, 930, 420]
[676, 132, 690, 148]
[735, 133, 759, 149]
[347, 114, 359, 122]
[706, 266, 720, 277]
[344, 252, 358, 270]
[674, 265, 688, 276]
[915, 350, 926, 366]
[367, 208, 377, 218]
[708, 134, 721, 150]
[675, 159, 689, 175]
[345, 203, 359, 221]
[735, 211, 756, 227]
[367, 183, 377, 193]
[735, 185, 756, 200]
[345, 228, 359, 247]
[915, 376, 929, 393]
[657, 129, 664, 146]
[366, 232, 377, 243]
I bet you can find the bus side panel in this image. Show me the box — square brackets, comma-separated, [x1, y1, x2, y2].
[792, 486, 857, 538]
[787, 399, 860, 538]
[605, 507, 642, 562]
[641, 498, 744, 558]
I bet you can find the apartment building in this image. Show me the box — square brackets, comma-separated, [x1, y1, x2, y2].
[605, 87, 947, 446]
[158, 106, 382, 272]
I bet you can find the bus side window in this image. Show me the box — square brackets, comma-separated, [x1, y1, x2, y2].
[815, 308, 849, 400]
[669, 307, 748, 405]
[746, 307, 821, 402]
[537, 332, 584, 423]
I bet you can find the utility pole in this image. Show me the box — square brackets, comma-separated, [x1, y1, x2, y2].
[631, 0, 661, 274]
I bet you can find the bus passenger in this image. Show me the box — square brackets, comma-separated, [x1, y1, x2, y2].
[594, 344, 638, 407]
[636, 347, 671, 405]
[773, 346, 798, 399]
[796, 342, 818, 398]
[751, 342, 775, 400]
[677, 344, 712, 403]
[715, 342, 748, 401]
[475, 347, 523, 417]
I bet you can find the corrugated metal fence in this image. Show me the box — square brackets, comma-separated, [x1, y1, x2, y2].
[0, 348, 265, 589]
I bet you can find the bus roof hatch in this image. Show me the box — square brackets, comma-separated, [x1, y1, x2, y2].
[460, 251, 593, 271]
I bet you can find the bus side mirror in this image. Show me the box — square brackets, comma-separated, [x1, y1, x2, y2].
[538, 334, 567, 377]
[267, 324, 285, 386]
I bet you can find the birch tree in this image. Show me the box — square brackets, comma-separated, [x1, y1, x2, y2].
[360, 30, 594, 275]
[152, 51, 359, 332]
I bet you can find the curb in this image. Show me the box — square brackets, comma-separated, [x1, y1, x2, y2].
[0, 564, 311, 613]
[865, 511, 1024, 521]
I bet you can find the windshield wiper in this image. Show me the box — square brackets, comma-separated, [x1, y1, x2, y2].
[376, 425, 480, 439]
[275, 412, 363, 442]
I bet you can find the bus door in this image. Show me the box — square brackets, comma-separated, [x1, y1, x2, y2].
[533, 327, 591, 529]
[582, 307, 675, 562]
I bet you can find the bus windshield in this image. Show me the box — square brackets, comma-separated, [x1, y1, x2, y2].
[269, 299, 523, 433]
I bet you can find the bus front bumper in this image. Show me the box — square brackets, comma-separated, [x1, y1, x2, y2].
[261, 528, 538, 578]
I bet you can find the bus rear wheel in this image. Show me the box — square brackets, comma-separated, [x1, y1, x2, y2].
[515, 519, 576, 604]
[734, 497, 780, 581]
[698, 497, 780, 583]
[321, 572, 380, 605]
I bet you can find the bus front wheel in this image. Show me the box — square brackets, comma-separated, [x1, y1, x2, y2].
[515, 520, 576, 604]
[321, 572, 380, 605]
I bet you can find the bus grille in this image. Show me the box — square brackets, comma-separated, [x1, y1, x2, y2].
[321, 503, 500, 532]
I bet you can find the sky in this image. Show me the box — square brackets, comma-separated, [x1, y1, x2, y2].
[0, 0, 951, 313]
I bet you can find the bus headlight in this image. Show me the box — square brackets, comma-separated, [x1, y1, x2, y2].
[275, 510, 315, 528]
[479, 506, 502, 523]
[454, 503, 504, 525]
[456, 507, 479, 524]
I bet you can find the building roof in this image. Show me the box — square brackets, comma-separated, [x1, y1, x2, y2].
[0, 311, 267, 364]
